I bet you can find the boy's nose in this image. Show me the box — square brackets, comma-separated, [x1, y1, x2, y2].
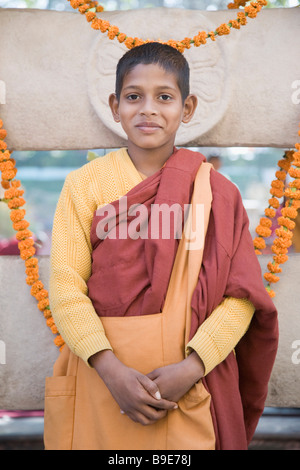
[139, 98, 158, 116]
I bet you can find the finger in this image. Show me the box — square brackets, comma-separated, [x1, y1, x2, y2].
[150, 398, 178, 410]
[138, 374, 162, 400]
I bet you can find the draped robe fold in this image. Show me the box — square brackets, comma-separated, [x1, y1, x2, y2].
[86, 148, 278, 449]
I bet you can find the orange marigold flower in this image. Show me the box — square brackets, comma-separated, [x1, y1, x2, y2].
[275, 227, 293, 240]
[292, 151, 300, 161]
[54, 335, 65, 348]
[267, 287, 276, 298]
[268, 197, 280, 209]
[271, 244, 288, 255]
[133, 37, 145, 48]
[10, 209, 26, 223]
[267, 262, 282, 274]
[11, 179, 21, 188]
[259, 217, 272, 228]
[26, 275, 39, 286]
[38, 298, 50, 311]
[253, 236, 266, 250]
[273, 253, 289, 264]
[31, 280, 44, 296]
[255, 249, 262, 255]
[264, 272, 280, 283]
[4, 187, 24, 199]
[43, 309, 52, 319]
[70, 0, 81, 8]
[193, 31, 207, 46]
[285, 188, 300, 200]
[281, 207, 298, 219]
[255, 225, 272, 238]
[208, 32, 216, 41]
[96, 5, 104, 12]
[0, 150, 10, 162]
[124, 37, 135, 49]
[13, 220, 30, 231]
[107, 25, 119, 40]
[245, 5, 259, 18]
[273, 237, 292, 249]
[289, 179, 300, 189]
[275, 170, 287, 181]
[78, 4, 90, 14]
[216, 23, 231, 36]
[99, 20, 110, 33]
[0, 160, 14, 172]
[0, 129, 6, 139]
[1, 169, 17, 180]
[230, 20, 241, 29]
[20, 247, 36, 260]
[91, 18, 102, 30]
[270, 187, 284, 198]
[8, 197, 26, 209]
[1, 181, 10, 189]
[18, 238, 34, 251]
[25, 257, 38, 268]
[277, 216, 296, 230]
[289, 167, 300, 178]
[277, 159, 291, 171]
[15, 229, 33, 241]
[181, 37, 192, 49]
[227, 2, 237, 8]
[117, 32, 126, 43]
[0, 140, 7, 150]
[265, 208, 276, 218]
[35, 289, 48, 301]
[85, 11, 96, 22]
[237, 12, 247, 25]
[271, 179, 284, 190]
[25, 266, 39, 277]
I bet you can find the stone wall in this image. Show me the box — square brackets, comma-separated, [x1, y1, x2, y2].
[0, 7, 300, 410]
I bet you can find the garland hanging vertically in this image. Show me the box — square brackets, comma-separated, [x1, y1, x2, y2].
[0, 120, 65, 349]
[253, 128, 300, 298]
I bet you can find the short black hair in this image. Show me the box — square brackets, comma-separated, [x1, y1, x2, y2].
[115, 42, 190, 102]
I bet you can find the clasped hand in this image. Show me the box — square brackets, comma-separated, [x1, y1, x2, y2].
[90, 349, 204, 426]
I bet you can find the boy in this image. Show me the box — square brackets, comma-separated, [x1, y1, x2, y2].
[44, 43, 278, 450]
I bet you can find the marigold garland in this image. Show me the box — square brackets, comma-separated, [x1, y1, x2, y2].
[0, 119, 64, 350]
[67, 0, 268, 52]
[253, 135, 300, 298]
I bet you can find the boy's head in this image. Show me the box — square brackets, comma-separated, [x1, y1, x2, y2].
[115, 42, 190, 103]
[109, 42, 197, 156]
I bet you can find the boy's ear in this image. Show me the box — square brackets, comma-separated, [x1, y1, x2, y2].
[182, 94, 198, 124]
[109, 93, 120, 122]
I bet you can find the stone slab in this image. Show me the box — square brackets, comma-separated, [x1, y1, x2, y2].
[0, 7, 299, 150]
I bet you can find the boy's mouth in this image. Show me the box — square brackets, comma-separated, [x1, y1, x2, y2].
[135, 121, 162, 133]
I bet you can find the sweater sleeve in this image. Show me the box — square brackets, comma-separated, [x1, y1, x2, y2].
[49, 173, 112, 366]
[186, 297, 255, 375]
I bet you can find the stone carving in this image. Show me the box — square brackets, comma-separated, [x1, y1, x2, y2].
[0, 8, 299, 150]
[87, 9, 232, 146]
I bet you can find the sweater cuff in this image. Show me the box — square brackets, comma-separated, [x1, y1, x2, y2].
[186, 330, 220, 376]
[74, 331, 113, 368]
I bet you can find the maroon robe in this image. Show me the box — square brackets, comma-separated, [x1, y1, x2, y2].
[87, 148, 278, 450]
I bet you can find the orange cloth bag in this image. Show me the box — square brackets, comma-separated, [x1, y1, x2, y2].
[44, 163, 215, 450]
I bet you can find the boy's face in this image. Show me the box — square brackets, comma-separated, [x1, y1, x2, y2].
[109, 63, 197, 155]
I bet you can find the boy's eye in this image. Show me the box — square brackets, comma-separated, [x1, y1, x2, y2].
[159, 94, 172, 101]
[127, 94, 140, 101]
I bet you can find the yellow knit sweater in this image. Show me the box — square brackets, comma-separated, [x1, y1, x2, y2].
[50, 148, 255, 375]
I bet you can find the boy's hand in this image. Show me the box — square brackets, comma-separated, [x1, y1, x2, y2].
[89, 350, 178, 426]
[147, 352, 205, 403]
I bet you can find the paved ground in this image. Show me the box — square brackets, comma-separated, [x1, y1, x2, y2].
[0, 408, 300, 450]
